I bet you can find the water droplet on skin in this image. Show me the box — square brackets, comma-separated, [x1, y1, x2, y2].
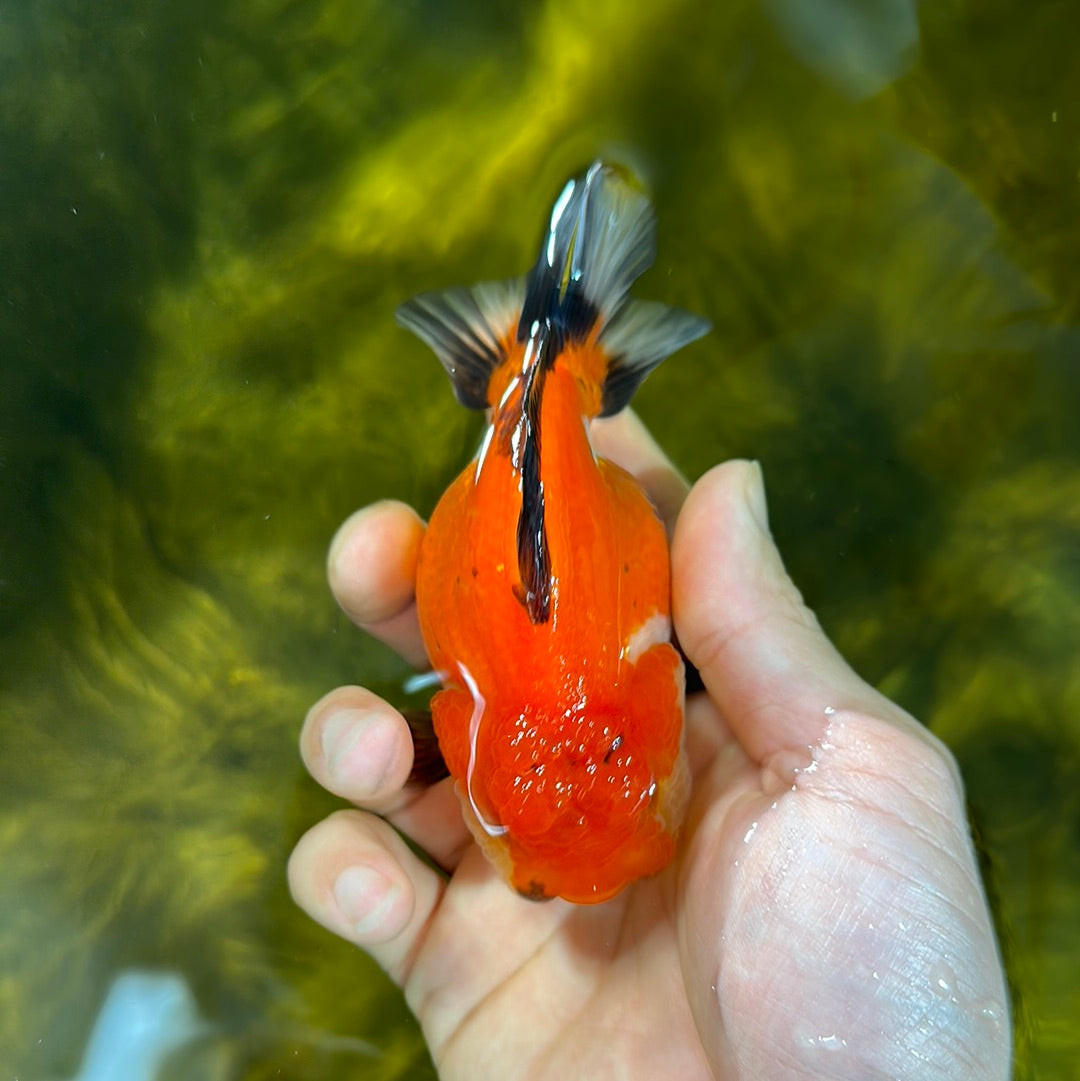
[852, 958, 883, 984]
[976, 1000, 1004, 1033]
[813, 1034, 846, 1051]
[793, 1023, 848, 1055]
[929, 961, 958, 1001]
[761, 745, 814, 794]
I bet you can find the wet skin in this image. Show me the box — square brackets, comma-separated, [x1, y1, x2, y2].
[289, 411, 1011, 1081]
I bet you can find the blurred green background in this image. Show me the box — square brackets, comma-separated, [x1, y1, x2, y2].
[1, 0, 1077, 1077]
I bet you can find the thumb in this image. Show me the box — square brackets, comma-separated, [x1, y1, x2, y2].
[671, 460, 919, 764]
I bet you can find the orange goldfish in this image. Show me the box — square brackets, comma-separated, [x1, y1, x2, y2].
[397, 162, 709, 903]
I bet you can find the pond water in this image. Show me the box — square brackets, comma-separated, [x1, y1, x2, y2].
[2, 0, 1077, 1077]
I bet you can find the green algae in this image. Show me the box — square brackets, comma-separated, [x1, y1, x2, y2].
[2, 0, 1078, 1077]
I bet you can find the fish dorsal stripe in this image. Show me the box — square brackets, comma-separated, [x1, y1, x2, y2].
[514, 319, 554, 624]
[396, 278, 525, 409]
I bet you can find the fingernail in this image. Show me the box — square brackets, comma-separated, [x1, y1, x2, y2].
[321, 709, 387, 793]
[334, 865, 405, 942]
[744, 460, 770, 535]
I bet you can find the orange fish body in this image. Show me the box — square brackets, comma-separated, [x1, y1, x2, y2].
[398, 164, 709, 903]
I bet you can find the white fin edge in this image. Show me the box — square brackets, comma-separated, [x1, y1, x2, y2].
[576, 163, 657, 327]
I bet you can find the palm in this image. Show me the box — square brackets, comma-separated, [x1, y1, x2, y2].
[408, 682, 1004, 1081]
[408, 852, 703, 1078]
[402, 693, 742, 1080]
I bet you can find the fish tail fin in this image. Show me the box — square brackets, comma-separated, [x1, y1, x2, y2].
[395, 277, 525, 410]
[519, 161, 711, 416]
[595, 297, 711, 415]
[395, 163, 709, 415]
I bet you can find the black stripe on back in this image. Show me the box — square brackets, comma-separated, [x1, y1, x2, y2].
[514, 319, 555, 624]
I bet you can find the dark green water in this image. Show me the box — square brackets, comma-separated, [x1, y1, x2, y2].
[2, 0, 1077, 1077]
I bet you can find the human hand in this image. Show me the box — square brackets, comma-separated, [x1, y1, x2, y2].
[289, 412, 1011, 1080]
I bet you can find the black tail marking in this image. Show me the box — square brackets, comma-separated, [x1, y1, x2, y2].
[516, 168, 600, 349]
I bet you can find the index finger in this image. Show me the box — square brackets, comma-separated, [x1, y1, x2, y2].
[327, 501, 428, 668]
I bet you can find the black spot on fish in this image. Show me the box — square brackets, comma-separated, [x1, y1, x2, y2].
[518, 880, 553, 902]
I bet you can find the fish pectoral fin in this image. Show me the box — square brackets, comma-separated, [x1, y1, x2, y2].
[598, 299, 711, 415]
[402, 708, 450, 785]
[396, 278, 525, 409]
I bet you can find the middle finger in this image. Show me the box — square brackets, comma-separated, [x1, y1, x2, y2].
[301, 685, 472, 870]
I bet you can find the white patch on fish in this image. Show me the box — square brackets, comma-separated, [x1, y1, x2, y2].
[620, 611, 671, 664]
